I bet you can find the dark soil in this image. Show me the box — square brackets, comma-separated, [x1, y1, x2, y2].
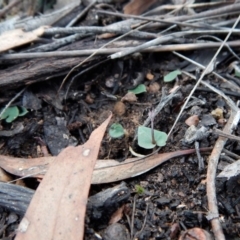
[0, 1, 240, 239]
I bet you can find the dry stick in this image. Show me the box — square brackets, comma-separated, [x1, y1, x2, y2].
[207, 109, 240, 240]
[167, 16, 240, 239]
[110, 29, 240, 59]
[97, 10, 213, 29]
[24, 33, 90, 53]
[214, 129, 240, 142]
[44, 26, 157, 39]
[222, 148, 240, 160]
[197, 35, 240, 61]
[148, 2, 240, 28]
[66, 0, 97, 27]
[175, 74, 239, 240]
[58, 21, 152, 93]
[0, 0, 21, 18]
[146, 1, 233, 13]
[134, 202, 149, 239]
[173, 51, 240, 92]
[130, 194, 137, 239]
[2, 40, 240, 59]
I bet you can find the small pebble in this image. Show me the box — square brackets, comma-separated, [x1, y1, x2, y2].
[103, 223, 130, 240]
[113, 101, 126, 116]
[146, 72, 154, 80]
[147, 82, 160, 93]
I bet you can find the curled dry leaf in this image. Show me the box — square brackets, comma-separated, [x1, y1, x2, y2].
[185, 115, 199, 126]
[121, 92, 137, 103]
[123, 0, 157, 15]
[109, 205, 125, 225]
[0, 148, 211, 184]
[0, 168, 13, 182]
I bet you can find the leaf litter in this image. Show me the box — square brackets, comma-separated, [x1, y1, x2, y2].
[0, 0, 240, 239]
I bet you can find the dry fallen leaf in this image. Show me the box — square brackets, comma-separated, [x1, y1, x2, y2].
[0, 26, 46, 52]
[185, 115, 199, 126]
[109, 205, 125, 225]
[123, 0, 157, 15]
[15, 113, 112, 240]
[0, 148, 211, 184]
[179, 227, 213, 240]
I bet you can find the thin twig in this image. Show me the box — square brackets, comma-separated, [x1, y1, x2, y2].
[0, 0, 21, 18]
[167, 16, 240, 238]
[110, 29, 240, 59]
[173, 51, 240, 91]
[44, 25, 157, 39]
[168, 15, 240, 138]
[222, 148, 240, 160]
[58, 21, 152, 93]
[97, 10, 216, 29]
[213, 129, 240, 142]
[1, 40, 240, 59]
[147, 3, 240, 28]
[145, 1, 233, 14]
[130, 194, 137, 239]
[197, 35, 240, 61]
[133, 202, 149, 239]
[66, 0, 97, 27]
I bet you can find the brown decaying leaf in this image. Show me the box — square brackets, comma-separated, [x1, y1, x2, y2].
[15, 113, 112, 240]
[121, 92, 137, 102]
[0, 148, 211, 184]
[109, 205, 125, 225]
[179, 227, 213, 240]
[123, 0, 157, 15]
[185, 115, 199, 126]
[0, 168, 13, 182]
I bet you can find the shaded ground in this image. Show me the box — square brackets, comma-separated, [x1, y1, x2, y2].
[0, 1, 240, 239]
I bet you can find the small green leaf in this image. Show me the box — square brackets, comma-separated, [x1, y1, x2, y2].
[138, 126, 167, 149]
[234, 66, 240, 78]
[18, 106, 28, 116]
[0, 106, 19, 123]
[128, 84, 146, 94]
[135, 185, 145, 195]
[164, 70, 181, 82]
[109, 123, 125, 139]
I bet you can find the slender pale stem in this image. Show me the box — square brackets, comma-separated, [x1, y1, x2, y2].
[151, 111, 156, 145]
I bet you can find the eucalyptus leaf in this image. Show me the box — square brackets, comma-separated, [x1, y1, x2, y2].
[109, 123, 125, 139]
[138, 126, 167, 149]
[128, 84, 146, 94]
[164, 70, 181, 82]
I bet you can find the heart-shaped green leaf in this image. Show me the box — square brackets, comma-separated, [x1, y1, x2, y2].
[164, 70, 181, 82]
[109, 123, 125, 139]
[138, 126, 167, 149]
[128, 84, 146, 94]
[0, 106, 19, 123]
